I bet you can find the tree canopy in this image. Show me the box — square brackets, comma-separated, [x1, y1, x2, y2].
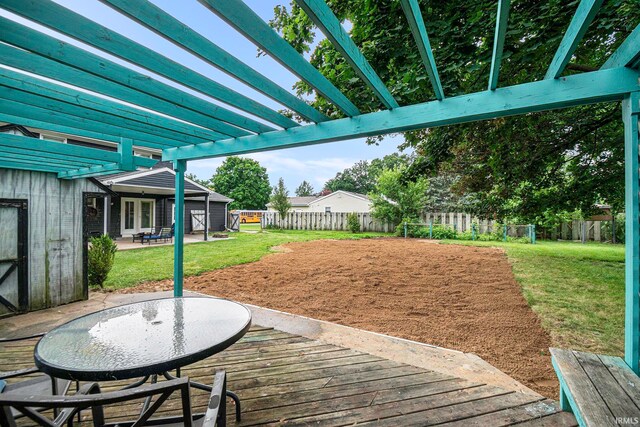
[210, 157, 271, 210]
[271, 0, 639, 222]
[370, 167, 429, 225]
[295, 180, 315, 196]
[324, 153, 412, 194]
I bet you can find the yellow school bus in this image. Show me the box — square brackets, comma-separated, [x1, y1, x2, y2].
[237, 210, 263, 224]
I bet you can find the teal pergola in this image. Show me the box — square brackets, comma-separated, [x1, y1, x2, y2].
[0, 0, 638, 371]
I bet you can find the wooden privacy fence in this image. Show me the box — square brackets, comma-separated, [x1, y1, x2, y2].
[262, 211, 618, 242]
[261, 211, 393, 232]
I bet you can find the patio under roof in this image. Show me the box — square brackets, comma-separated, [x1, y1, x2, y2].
[0, 0, 638, 381]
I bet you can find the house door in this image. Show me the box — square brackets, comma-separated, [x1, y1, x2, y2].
[121, 198, 155, 235]
[0, 199, 28, 315]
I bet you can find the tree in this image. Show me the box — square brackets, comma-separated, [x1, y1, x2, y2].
[186, 173, 211, 189]
[295, 180, 315, 196]
[325, 153, 412, 194]
[210, 157, 271, 210]
[270, 177, 292, 226]
[270, 1, 638, 221]
[370, 168, 429, 225]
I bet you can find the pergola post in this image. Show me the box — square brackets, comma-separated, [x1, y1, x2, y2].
[173, 159, 187, 297]
[204, 192, 209, 241]
[624, 91, 640, 373]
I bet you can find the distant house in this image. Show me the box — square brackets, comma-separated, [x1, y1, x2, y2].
[267, 190, 372, 213]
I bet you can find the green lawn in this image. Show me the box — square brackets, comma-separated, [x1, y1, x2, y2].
[442, 240, 625, 356]
[239, 223, 262, 232]
[105, 229, 385, 289]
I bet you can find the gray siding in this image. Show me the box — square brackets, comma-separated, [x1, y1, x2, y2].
[0, 169, 105, 311]
[168, 200, 228, 233]
[121, 171, 203, 192]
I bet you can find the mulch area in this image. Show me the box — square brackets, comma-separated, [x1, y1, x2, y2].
[121, 238, 557, 398]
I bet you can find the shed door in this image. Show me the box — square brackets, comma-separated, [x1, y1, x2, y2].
[0, 200, 28, 315]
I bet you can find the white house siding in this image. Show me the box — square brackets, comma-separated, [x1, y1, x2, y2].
[308, 192, 372, 212]
[0, 169, 104, 312]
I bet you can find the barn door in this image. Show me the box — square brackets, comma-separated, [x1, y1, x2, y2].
[191, 210, 205, 231]
[0, 199, 28, 315]
[228, 212, 239, 231]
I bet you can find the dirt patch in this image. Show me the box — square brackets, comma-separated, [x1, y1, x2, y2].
[123, 238, 556, 398]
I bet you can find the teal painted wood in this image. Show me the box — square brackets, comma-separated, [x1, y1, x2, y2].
[602, 24, 640, 70]
[0, 133, 121, 163]
[487, 0, 511, 90]
[0, 88, 206, 147]
[164, 67, 640, 161]
[0, 159, 68, 173]
[296, 0, 398, 109]
[0, 68, 223, 143]
[0, 44, 248, 139]
[400, 0, 445, 100]
[551, 356, 586, 427]
[118, 138, 136, 172]
[0, 147, 106, 166]
[198, 0, 360, 117]
[173, 160, 187, 297]
[545, 0, 604, 79]
[0, 113, 163, 151]
[0, 17, 274, 135]
[1, 0, 298, 130]
[58, 163, 122, 180]
[99, 0, 328, 124]
[0, 101, 185, 149]
[0, 152, 92, 168]
[624, 92, 640, 374]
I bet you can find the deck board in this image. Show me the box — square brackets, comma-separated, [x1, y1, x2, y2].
[1, 324, 573, 426]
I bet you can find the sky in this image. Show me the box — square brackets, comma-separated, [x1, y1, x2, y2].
[3, 0, 409, 191]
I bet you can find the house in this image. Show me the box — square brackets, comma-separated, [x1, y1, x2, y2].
[96, 165, 232, 238]
[267, 190, 372, 213]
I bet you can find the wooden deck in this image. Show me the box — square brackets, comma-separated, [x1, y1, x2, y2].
[1, 326, 576, 426]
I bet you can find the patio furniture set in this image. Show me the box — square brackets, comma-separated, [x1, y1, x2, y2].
[0, 297, 251, 426]
[132, 225, 175, 245]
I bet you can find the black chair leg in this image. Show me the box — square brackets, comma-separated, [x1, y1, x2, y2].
[226, 390, 241, 422]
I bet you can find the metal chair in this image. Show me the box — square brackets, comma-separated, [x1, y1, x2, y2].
[0, 333, 73, 419]
[0, 372, 227, 427]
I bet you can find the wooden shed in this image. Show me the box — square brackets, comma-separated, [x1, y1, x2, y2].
[0, 169, 106, 315]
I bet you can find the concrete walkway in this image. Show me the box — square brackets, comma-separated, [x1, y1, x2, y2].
[115, 235, 232, 251]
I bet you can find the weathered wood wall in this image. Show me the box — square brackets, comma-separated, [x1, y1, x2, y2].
[0, 169, 104, 311]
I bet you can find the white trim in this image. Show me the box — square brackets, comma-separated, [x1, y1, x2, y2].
[110, 182, 206, 194]
[312, 190, 370, 205]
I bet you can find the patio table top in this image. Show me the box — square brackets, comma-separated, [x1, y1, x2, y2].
[34, 297, 251, 381]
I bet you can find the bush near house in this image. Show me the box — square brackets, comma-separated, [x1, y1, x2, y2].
[347, 212, 361, 233]
[88, 234, 117, 288]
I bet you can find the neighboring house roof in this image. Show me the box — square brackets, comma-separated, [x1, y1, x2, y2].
[99, 167, 232, 202]
[268, 191, 371, 208]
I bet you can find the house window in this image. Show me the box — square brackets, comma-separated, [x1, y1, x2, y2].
[40, 133, 67, 143]
[124, 201, 135, 230]
[325, 207, 331, 213]
[140, 201, 153, 229]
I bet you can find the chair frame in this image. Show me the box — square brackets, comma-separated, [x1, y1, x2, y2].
[0, 372, 226, 427]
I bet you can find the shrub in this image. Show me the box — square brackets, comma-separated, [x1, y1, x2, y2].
[347, 212, 361, 233]
[431, 226, 457, 240]
[88, 234, 117, 288]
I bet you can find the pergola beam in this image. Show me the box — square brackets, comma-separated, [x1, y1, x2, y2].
[165, 67, 640, 161]
[2, 0, 298, 130]
[296, 0, 399, 109]
[0, 68, 223, 143]
[0, 103, 184, 150]
[99, 0, 328, 124]
[487, 0, 511, 90]
[602, 24, 640, 70]
[0, 159, 68, 173]
[545, 0, 603, 79]
[400, 0, 445, 100]
[0, 44, 248, 138]
[198, 0, 360, 117]
[0, 17, 274, 135]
